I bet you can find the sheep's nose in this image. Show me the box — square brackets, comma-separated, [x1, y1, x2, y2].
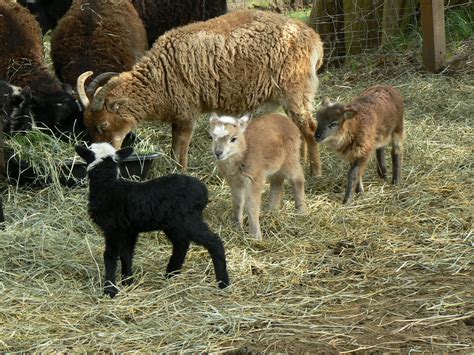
[214, 150, 223, 159]
[314, 132, 323, 142]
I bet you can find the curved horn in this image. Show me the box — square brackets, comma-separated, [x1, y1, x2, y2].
[86, 72, 118, 96]
[91, 77, 122, 112]
[76, 71, 94, 108]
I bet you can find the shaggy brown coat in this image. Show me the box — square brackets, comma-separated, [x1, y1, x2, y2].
[0, 1, 63, 95]
[210, 113, 306, 240]
[77, 10, 324, 176]
[51, 0, 148, 88]
[315, 85, 404, 203]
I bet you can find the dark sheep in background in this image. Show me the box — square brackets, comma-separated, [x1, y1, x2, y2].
[0, 80, 34, 134]
[132, 0, 228, 47]
[19, 0, 227, 47]
[18, 0, 71, 35]
[0, 1, 83, 139]
[75, 143, 230, 298]
[50, 0, 148, 89]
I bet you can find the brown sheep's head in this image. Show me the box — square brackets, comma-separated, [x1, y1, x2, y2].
[76, 71, 136, 148]
[314, 97, 357, 143]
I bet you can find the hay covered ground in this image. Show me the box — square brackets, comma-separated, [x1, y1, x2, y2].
[1, 29, 473, 355]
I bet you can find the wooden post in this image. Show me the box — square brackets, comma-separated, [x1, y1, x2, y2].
[421, 0, 446, 73]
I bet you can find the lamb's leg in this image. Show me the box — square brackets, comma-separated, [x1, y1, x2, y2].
[344, 160, 360, 204]
[120, 233, 138, 286]
[230, 183, 245, 228]
[180, 220, 230, 289]
[289, 168, 307, 213]
[268, 175, 284, 211]
[376, 147, 387, 180]
[392, 135, 403, 185]
[165, 237, 190, 278]
[103, 235, 120, 298]
[171, 120, 194, 170]
[246, 178, 264, 240]
[355, 158, 369, 194]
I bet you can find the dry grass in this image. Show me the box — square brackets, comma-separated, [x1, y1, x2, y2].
[1, 39, 473, 354]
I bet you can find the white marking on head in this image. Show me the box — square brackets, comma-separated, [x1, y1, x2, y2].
[211, 124, 229, 139]
[87, 143, 117, 171]
[11, 85, 22, 96]
[215, 115, 238, 125]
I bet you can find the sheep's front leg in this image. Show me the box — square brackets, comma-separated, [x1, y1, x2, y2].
[120, 233, 138, 286]
[171, 120, 195, 170]
[344, 160, 360, 204]
[103, 236, 120, 298]
[246, 178, 264, 240]
[230, 183, 245, 228]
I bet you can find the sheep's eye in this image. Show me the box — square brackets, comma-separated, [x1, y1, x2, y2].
[56, 103, 63, 107]
[329, 122, 339, 129]
[230, 137, 237, 143]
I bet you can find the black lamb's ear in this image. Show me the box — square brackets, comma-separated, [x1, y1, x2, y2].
[115, 147, 134, 161]
[75, 145, 95, 164]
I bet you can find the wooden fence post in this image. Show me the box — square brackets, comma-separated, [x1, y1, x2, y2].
[421, 0, 446, 73]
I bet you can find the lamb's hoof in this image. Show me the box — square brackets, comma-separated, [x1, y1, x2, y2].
[165, 270, 181, 279]
[121, 276, 134, 286]
[310, 168, 322, 178]
[218, 279, 230, 289]
[296, 204, 308, 214]
[104, 282, 119, 298]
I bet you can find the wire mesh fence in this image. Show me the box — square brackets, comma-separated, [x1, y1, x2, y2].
[229, 0, 473, 67]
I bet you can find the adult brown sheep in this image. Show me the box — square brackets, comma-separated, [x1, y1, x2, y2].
[50, 0, 148, 89]
[77, 10, 324, 176]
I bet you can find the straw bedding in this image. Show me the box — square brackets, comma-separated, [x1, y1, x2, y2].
[0, 41, 472, 353]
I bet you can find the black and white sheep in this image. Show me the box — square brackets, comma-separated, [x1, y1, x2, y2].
[77, 10, 324, 177]
[50, 0, 148, 89]
[75, 143, 230, 298]
[0, 1, 83, 140]
[20, 0, 227, 47]
[0, 80, 34, 134]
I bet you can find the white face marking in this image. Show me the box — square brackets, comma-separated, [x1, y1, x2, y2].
[11, 85, 22, 96]
[211, 124, 229, 139]
[215, 115, 237, 125]
[87, 143, 117, 171]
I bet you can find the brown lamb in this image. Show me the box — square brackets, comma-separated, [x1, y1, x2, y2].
[315, 85, 404, 204]
[210, 112, 306, 240]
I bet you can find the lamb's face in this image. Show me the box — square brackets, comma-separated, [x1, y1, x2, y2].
[75, 143, 134, 172]
[209, 114, 249, 161]
[315, 100, 355, 143]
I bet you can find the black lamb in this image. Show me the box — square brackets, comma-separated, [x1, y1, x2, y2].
[75, 143, 230, 298]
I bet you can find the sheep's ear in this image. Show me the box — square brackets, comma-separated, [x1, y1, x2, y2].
[209, 112, 219, 125]
[106, 98, 128, 113]
[322, 97, 332, 107]
[75, 145, 95, 164]
[343, 107, 357, 120]
[238, 114, 251, 132]
[115, 147, 134, 161]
